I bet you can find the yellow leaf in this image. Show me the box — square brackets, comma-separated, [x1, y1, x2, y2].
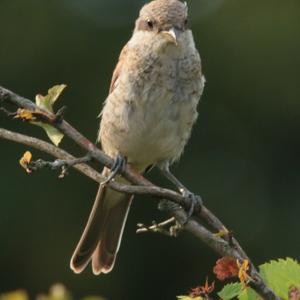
[14, 109, 36, 121]
[19, 151, 32, 174]
[237, 259, 252, 285]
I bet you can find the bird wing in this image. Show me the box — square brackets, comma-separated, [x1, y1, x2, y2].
[109, 43, 129, 94]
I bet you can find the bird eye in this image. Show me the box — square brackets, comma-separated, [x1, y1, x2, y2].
[146, 19, 154, 29]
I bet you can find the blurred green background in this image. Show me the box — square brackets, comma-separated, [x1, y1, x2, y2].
[1, 0, 300, 299]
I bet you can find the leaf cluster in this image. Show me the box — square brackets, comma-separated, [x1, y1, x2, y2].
[219, 258, 300, 300]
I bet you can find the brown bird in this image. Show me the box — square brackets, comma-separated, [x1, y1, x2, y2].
[70, 0, 205, 275]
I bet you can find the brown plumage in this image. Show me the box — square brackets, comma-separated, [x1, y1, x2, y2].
[70, 0, 205, 275]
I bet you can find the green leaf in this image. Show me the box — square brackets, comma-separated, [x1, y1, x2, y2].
[34, 84, 66, 146]
[35, 85, 67, 113]
[259, 257, 300, 300]
[35, 123, 64, 147]
[238, 287, 260, 300]
[218, 283, 243, 300]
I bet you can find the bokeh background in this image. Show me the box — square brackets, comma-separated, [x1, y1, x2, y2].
[1, 0, 300, 299]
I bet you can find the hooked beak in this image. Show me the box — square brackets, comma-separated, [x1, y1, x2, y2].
[162, 27, 180, 45]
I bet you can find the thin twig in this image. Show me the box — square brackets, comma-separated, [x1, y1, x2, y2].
[136, 217, 181, 236]
[28, 155, 92, 178]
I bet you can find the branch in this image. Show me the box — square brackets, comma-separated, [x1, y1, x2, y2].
[136, 217, 180, 236]
[0, 86, 279, 300]
[0, 128, 186, 198]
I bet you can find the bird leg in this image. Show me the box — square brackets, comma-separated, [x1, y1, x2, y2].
[159, 166, 203, 217]
[101, 154, 127, 185]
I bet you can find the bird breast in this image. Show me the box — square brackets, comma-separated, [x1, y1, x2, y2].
[99, 30, 205, 169]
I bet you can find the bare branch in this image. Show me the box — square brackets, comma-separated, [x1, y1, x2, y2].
[136, 217, 181, 236]
[0, 86, 280, 300]
[28, 155, 92, 178]
[0, 127, 103, 183]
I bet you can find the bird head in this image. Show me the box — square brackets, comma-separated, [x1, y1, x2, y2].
[134, 0, 189, 46]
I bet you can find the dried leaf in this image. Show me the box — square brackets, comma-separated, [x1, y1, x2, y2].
[177, 278, 214, 299]
[19, 151, 32, 174]
[237, 259, 251, 285]
[14, 109, 36, 121]
[289, 285, 300, 300]
[203, 278, 215, 294]
[189, 284, 214, 298]
[213, 257, 239, 281]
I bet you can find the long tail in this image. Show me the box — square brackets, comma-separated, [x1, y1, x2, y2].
[70, 171, 133, 275]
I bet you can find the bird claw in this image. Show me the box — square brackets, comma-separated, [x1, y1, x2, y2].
[101, 154, 127, 185]
[180, 188, 203, 219]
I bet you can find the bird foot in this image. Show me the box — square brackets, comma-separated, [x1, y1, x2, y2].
[180, 188, 203, 219]
[101, 154, 127, 185]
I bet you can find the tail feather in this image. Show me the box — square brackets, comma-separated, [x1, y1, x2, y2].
[92, 242, 115, 275]
[92, 193, 132, 274]
[70, 179, 132, 275]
